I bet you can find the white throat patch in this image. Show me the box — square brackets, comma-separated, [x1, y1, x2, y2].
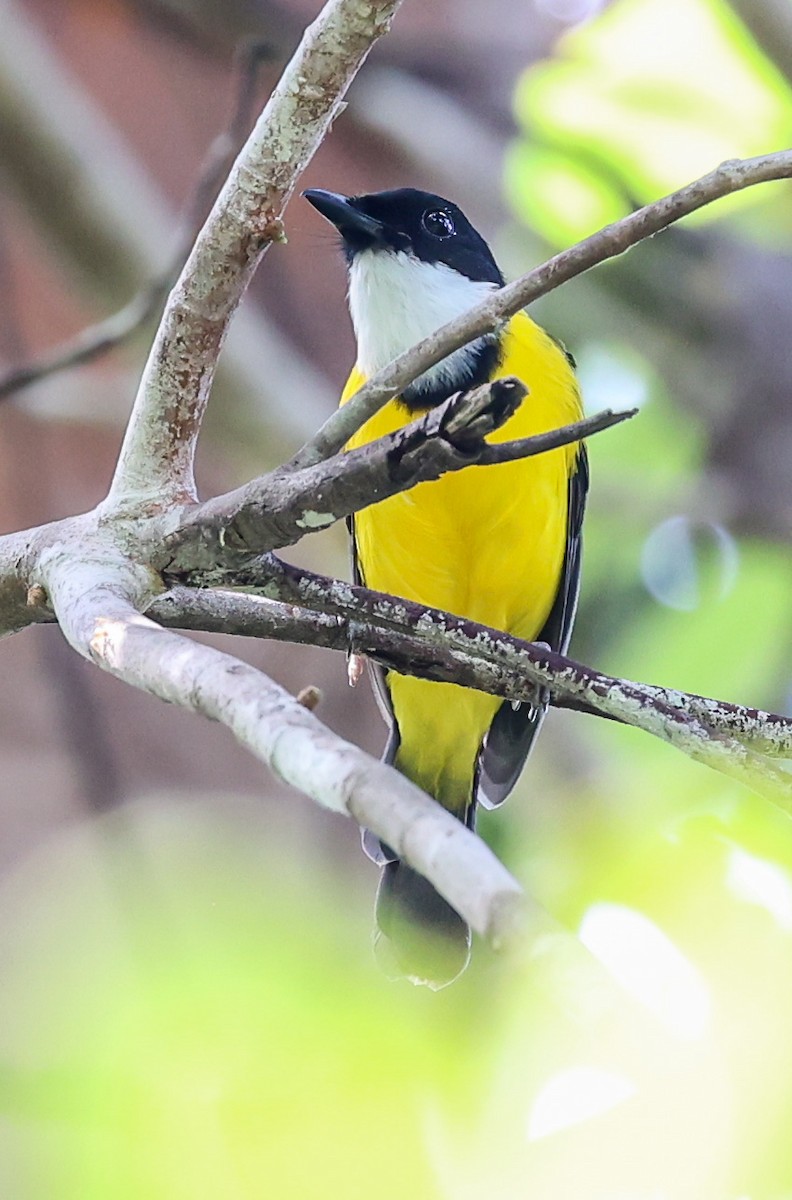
[348, 250, 498, 394]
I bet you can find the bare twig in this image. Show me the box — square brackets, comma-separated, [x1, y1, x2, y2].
[477, 405, 635, 465]
[0, 3, 334, 438]
[105, 0, 404, 512]
[0, 41, 273, 403]
[0, 287, 165, 401]
[0, 524, 60, 636]
[290, 150, 792, 470]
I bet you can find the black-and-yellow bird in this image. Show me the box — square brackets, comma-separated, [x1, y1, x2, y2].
[304, 187, 587, 987]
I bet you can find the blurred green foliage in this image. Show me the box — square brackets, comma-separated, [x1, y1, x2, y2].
[4, 785, 792, 1198]
[499, 0, 792, 1192]
[507, 0, 792, 246]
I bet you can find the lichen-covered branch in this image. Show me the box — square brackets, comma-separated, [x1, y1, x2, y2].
[105, 0, 404, 513]
[148, 572, 792, 809]
[291, 149, 792, 469]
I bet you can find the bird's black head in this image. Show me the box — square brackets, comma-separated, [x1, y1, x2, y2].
[303, 187, 504, 286]
[303, 186, 505, 407]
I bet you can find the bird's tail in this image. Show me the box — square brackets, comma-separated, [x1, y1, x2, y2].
[373, 858, 471, 989]
[362, 717, 477, 988]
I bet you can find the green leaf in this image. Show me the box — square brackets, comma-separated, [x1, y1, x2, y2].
[511, 0, 792, 244]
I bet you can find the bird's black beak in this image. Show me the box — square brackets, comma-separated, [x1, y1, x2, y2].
[303, 189, 385, 245]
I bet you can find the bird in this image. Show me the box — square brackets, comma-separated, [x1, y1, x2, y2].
[303, 186, 587, 988]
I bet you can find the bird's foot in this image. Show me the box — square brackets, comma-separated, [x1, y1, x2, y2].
[515, 640, 551, 709]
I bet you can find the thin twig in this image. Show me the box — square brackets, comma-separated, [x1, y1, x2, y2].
[289, 150, 792, 470]
[478, 405, 635, 465]
[0, 287, 165, 401]
[0, 42, 273, 403]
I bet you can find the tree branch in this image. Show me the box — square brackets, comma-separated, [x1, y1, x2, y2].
[40, 553, 534, 952]
[104, 0, 404, 513]
[289, 149, 792, 470]
[148, 571, 792, 809]
[159, 381, 633, 574]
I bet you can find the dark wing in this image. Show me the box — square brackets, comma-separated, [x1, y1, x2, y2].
[349, 516, 401, 865]
[348, 516, 399, 750]
[477, 445, 589, 809]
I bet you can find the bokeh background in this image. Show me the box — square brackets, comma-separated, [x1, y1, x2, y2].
[1, 0, 792, 1195]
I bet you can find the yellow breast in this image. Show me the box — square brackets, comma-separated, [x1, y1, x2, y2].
[344, 311, 581, 631]
[342, 309, 582, 810]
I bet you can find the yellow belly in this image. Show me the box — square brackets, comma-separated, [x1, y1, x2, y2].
[343, 311, 582, 813]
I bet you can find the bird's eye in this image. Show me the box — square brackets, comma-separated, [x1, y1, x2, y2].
[421, 209, 456, 239]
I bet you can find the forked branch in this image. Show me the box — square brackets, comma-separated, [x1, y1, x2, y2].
[104, 0, 404, 512]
